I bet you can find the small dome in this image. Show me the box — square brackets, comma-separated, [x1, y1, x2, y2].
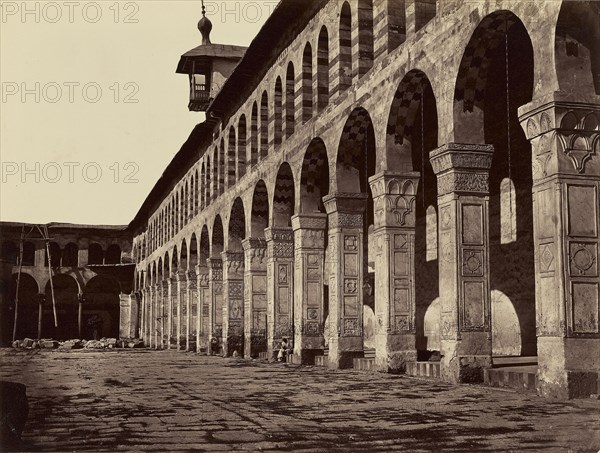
[198, 5, 212, 45]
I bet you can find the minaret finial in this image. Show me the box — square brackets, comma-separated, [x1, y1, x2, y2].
[198, 0, 212, 45]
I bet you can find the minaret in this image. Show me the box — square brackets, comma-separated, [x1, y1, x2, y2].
[176, 1, 247, 112]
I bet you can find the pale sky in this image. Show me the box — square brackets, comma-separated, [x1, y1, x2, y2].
[0, 0, 272, 225]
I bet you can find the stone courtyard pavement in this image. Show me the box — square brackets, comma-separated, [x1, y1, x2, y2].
[0, 349, 599, 452]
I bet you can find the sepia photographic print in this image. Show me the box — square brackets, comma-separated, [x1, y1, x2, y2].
[1, 0, 599, 451]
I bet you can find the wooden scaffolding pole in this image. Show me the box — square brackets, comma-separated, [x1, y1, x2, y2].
[11, 226, 25, 342]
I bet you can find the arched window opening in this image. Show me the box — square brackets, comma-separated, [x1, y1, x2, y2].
[302, 43, 313, 123]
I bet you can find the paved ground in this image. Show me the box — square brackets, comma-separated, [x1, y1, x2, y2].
[0, 349, 598, 452]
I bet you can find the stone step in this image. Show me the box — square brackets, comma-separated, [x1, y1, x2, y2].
[406, 361, 441, 379]
[314, 355, 328, 367]
[492, 356, 538, 367]
[353, 357, 376, 371]
[484, 365, 538, 392]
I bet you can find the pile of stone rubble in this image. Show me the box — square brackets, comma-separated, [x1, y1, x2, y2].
[11, 338, 145, 350]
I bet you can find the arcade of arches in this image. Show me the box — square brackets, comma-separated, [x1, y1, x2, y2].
[0, 227, 135, 343]
[132, 1, 599, 400]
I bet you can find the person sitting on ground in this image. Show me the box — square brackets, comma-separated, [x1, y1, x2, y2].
[277, 337, 289, 362]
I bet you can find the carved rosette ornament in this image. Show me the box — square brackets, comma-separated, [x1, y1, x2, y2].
[430, 143, 494, 195]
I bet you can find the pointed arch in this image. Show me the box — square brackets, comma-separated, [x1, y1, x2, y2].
[300, 138, 329, 214]
[273, 163, 295, 227]
[212, 215, 224, 257]
[229, 198, 246, 252]
[336, 107, 376, 193]
[317, 26, 330, 112]
[238, 114, 247, 179]
[200, 162, 206, 210]
[285, 62, 295, 138]
[357, 0, 374, 77]
[251, 180, 269, 238]
[212, 147, 219, 200]
[219, 139, 225, 195]
[260, 91, 269, 159]
[251, 102, 259, 166]
[302, 43, 313, 123]
[274, 77, 283, 147]
[337, 2, 352, 95]
[228, 127, 236, 188]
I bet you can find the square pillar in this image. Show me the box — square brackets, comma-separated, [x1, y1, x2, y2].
[369, 171, 420, 372]
[323, 193, 368, 369]
[169, 276, 178, 349]
[292, 213, 327, 364]
[265, 228, 295, 359]
[242, 238, 267, 358]
[176, 273, 185, 350]
[160, 281, 169, 349]
[186, 270, 196, 352]
[519, 99, 600, 398]
[430, 143, 494, 383]
[221, 252, 245, 356]
[196, 266, 209, 353]
[150, 285, 157, 349]
[206, 258, 223, 355]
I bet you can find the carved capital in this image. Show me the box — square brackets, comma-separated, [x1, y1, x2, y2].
[430, 144, 493, 196]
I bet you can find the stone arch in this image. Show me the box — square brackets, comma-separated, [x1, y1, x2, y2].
[386, 69, 438, 173]
[189, 233, 198, 269]
[200, 162, 206, 210]
[238, 115, 247, 179]
[357, 0, 374, 78]
[454, 11, 536, 356]
[251, 180, 269, 238]
[336, 107, 376, 193]
[555, 1, 600, 95]
[453, 10, 534, 144]
[251, 102, 259, 166]
[171, 244, 179, 275]
[300, 138, 329, 215]
[180, 238, 188, 271]
[302, 42, 313, 123]
[8, 272, 40, 340]
[44, 241, 61, 267]
[200, 226, 210, 266]
[83, 274, 121, 340]
[212, 147, 219, 200]
[21, 241, 35, 266]
[260, 91, 269, 159]
[44, 274, 80, 340]
[212, 215, 224, 257]
[88, 243, 103, 265]
[317, 26, 330, 112]
[205, 155, 212, 206]
[105, 244, 121, 265]
[157, 257, 163, 282]
[229, 198, 246, 252]
[219, 139, 226, 195]
[62, 242, 79, 267]
[194, 169, 199, 215]
[285, 62, 295, 138]
[274, 77, 283, 147]
[273, 163, 295, 227]
[228, 127, 236, 188]
[338, 2, 352, 94]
